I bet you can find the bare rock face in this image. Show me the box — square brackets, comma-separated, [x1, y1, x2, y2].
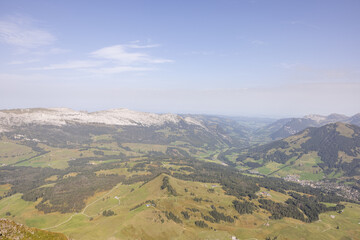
[0, 108, 205, 132]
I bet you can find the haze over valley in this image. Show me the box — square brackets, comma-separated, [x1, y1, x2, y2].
[1, 1, 360, 239]
[0, 107, 359, 239]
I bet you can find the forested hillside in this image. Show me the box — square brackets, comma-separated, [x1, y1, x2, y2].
[0, 109, 359, 239]
[236, 123, 360, 190]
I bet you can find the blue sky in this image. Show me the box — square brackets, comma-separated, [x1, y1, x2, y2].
[0, 0, 359, 117]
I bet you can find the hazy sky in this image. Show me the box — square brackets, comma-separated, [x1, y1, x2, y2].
[0, 0, 359, 117]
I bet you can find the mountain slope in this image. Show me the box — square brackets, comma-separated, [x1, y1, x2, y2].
[0, 117, 359, 239]
[0, 108, 204, 130]
[237, 122, 360, 184]
[349, 113, 360, 126]
[181, 114, 254, 146]
[0, 218, 66, 240]
[0, 108, 258, 151]
[1, 163, 358, 240]
[259, 113, 360, 140]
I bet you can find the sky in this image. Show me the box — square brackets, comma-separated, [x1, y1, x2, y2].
[0, 0, 360, 117]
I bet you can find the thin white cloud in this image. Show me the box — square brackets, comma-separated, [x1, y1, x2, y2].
[28, 43, 172, 74]
[0, 18, 55, 48]
[183, 51, 214, 56]
[33, 47, 70, 55]
[90, 66, 155, 74]
[91, 44, 173, 64]
[8, 59, 40, 65]
[30, 60, 104, 70]
[126, 44, 160, 49]
[91, 45, 146, 64]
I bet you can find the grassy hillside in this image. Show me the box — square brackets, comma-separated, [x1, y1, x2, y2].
[236, 123, 360, 186]
[0, 120, 359, 239]
[256, 114, 360, 140]
[0, 174, 358, 240]
[0, 218, 66, 240]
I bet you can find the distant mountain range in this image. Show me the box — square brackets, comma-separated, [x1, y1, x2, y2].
[0, 108, 205, 131]
[0, 108, 252, 149]
[1, 108, 359, 149]
[259, 113, 360, 140]
[0, 108, 360, 239]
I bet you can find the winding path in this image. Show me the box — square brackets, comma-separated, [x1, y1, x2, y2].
[43, 184, 121, 230]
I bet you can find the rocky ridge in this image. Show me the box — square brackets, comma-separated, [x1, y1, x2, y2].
[0, 108, 205, 132]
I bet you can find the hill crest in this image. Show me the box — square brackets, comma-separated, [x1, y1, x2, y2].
[237, 122, 360, 185]
[265, 113, 360, 140]
[0, 108, 205, 132]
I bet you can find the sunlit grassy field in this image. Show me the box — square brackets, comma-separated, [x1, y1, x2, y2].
[0, 173, 359, 240]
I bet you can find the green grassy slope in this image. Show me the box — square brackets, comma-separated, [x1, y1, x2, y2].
[235, 123, 360, 184]
[0, 175, 358, 240]
[0, 218, 67, 240]
[0, 122, 359, 240]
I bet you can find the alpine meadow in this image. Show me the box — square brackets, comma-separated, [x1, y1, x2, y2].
[0, 1, 360, 240]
